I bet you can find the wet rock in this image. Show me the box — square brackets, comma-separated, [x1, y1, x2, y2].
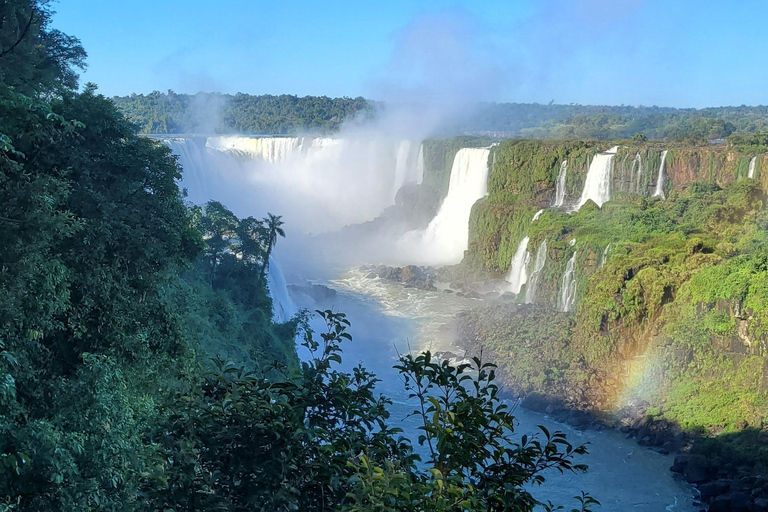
[366, 272, 377, 279]
[465, 291, 481, 299]
[443, 289, 454, 294]
[670, 454, 690, 474]
[699, 480, 731, 500]
[521, 393, 554, 413]
[684, 455, 716, 484]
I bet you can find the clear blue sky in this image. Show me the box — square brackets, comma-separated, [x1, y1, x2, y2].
[52, 0, 768, 108]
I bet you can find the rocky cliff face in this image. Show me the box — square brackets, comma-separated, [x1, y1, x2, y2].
[452, 138, 768, 433]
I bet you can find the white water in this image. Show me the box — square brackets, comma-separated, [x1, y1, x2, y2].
[165, 135, 423, 233]
[532, 209, 545, 222]
[601, 242, 613, 267]
[266, 255, 296, 322]
[393, 140, 421, 199]
[575, 147, 618, 210]
[554, 160, 568, 207]
[312, 268, 696, 512]
[559, 251, 578, 312]
[506, 236, 531, 294]
[653, 150, 668, 199]
[207, 136, 301, 163]
[401, 148, 491, 265]
[524, 239, 548, 304]
[748, 156, 757, 179]
[634, 153, 644, 194]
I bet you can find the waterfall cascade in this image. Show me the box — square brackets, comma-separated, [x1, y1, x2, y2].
[532, 209, 545, 222]
[406, 148, 491, 264]
[653, 150, 668, 198]
[601, 242, 613, 267]
[559, 251, 578, 312]
[748, 157, 757, 179]
[506, 236, 531, 294]
[554, 160, 568, 207]
[165, 135, 424, 233]
[524, 240, 548, 304]
[416, 144, 425, 185]
[633, 153, 644, 194]
[393, 140, 414, 198]
[207, 136, 301, 162]
[575, 147, 618, 210]
[266, 256, 296, 323]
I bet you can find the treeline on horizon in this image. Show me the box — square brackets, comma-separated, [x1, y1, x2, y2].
[114, 90, 768, 142]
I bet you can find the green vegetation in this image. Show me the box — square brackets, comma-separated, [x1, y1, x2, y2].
[0, 2, 596, 510]
[114, 92, 768, 142]
[112, 91, 373, 134]
[460, 138, 768, 435]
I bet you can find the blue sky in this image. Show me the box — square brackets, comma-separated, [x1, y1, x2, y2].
[52, 0, 768, 107]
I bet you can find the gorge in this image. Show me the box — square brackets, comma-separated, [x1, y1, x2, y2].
[163, 131, 768, 511]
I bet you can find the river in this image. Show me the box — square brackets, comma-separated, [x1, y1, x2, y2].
[285, 265, 697, 512]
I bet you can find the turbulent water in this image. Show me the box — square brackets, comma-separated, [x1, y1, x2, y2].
[507, 236, 531, 294]
[288, 268, 697, 512]
[653, 150, 668, 199]
[749, 156, 757, 179]
[401, 147, 491, 265]
[554, 160, 568, 207]
[576, 147, 618, 210]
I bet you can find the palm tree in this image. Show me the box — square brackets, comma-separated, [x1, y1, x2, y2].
[260, 213, 285, 282]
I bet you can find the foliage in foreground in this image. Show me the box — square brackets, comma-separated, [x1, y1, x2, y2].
[147, 311, 594, 512]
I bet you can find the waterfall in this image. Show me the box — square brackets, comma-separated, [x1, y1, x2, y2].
[405, 148, 491, 264]
[532, 209, 545, 222]
[416, 144, 425, 184]
[748, 157, 757, 179]
[524, 240, 548, 304]
[554, 160, 568, 207]
[506, 236, 531, 294]
[575, 146, 618, 210]
[266, 256, 296, 323]
[633, 153, 643, 194]
[600, 242, 613, 267]
[164, 135, 422, 233]
[559, 251, 578, 312]
[653, 150, 668, 199]
[207, 136, 301, 162]
[393, 140, 414, 198]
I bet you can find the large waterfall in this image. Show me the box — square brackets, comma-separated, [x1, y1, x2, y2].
[653, 150, 668, 198]
[559, 251, 578, 312]
[553, 160, 568, 207]
[506, 236, 531, 294]
[164, 135, 423, 233]
[207, 136, 301, 162]
[575, 147, 618, 210]
[403, 148, 490, 264]
[748, 156, 757, 179]
[266, 256, 296, 323]
[524, 240, 548, 304]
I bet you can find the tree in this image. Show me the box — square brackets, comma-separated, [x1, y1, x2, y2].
[148, 311, 594, 512]
[260, 213, 285, 282]
[198, 200, 239, 285]
[0, 0, 86, 95]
